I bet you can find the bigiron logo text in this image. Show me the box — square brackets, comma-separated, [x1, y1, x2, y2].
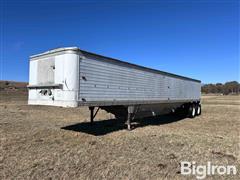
[180, 161, 237, 179]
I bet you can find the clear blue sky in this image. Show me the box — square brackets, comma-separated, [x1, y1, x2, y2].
[0, 0, 239, 83]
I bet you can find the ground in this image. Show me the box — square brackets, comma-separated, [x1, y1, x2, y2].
[0, 90, 239, 179]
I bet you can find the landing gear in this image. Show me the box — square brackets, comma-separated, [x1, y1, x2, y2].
[89, 107, 100, 124]
[88, 105, 137, 130]
[126, 106, 135, 131]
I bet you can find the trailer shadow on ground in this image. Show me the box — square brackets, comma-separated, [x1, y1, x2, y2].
[61, 114, 187, 136]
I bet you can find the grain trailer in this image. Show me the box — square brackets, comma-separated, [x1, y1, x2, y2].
[28, 47, 201, 130]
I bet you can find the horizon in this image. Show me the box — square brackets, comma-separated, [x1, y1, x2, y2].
[0, 0, 239, 84]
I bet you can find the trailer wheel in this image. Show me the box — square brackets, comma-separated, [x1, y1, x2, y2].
[196, 104, 201, 116]
[188, 104, 196, 118]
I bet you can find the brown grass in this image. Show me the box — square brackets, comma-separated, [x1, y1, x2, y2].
[0, 91, 239, 179]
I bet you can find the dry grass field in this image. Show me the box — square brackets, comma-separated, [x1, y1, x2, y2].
[0, 90, 239, 179]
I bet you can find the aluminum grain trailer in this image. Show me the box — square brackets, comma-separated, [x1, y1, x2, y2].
[28, 47, 201, 130]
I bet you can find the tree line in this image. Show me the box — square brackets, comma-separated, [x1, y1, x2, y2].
[201, 81, 240, 94]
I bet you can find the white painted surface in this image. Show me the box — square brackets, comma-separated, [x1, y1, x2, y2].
[29, 60, 38, 85]
[28, 52, 79, 107]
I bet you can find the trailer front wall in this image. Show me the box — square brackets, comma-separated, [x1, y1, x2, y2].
[78, 55, 201, 104]
[28, 53, 79, 107]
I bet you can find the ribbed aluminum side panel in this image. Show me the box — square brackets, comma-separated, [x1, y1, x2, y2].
[78, 56, 201, 103]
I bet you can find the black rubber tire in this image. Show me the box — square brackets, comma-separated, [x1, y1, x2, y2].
[188, 104, 196, 118]
[196, 104, 201, 116]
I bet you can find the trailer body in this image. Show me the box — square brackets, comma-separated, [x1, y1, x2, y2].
[28, 47, 201, 125]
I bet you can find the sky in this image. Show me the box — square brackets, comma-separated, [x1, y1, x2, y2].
[0, 0, 239, 84]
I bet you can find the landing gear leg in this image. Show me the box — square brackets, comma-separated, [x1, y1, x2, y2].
[126, 106, 134, 130]
[89, 107, 94, 124]
[89, 107, 100, 124]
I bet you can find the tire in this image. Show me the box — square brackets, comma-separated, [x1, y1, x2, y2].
[188, 104, 196, 118]
[196, 104, 201, 116]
